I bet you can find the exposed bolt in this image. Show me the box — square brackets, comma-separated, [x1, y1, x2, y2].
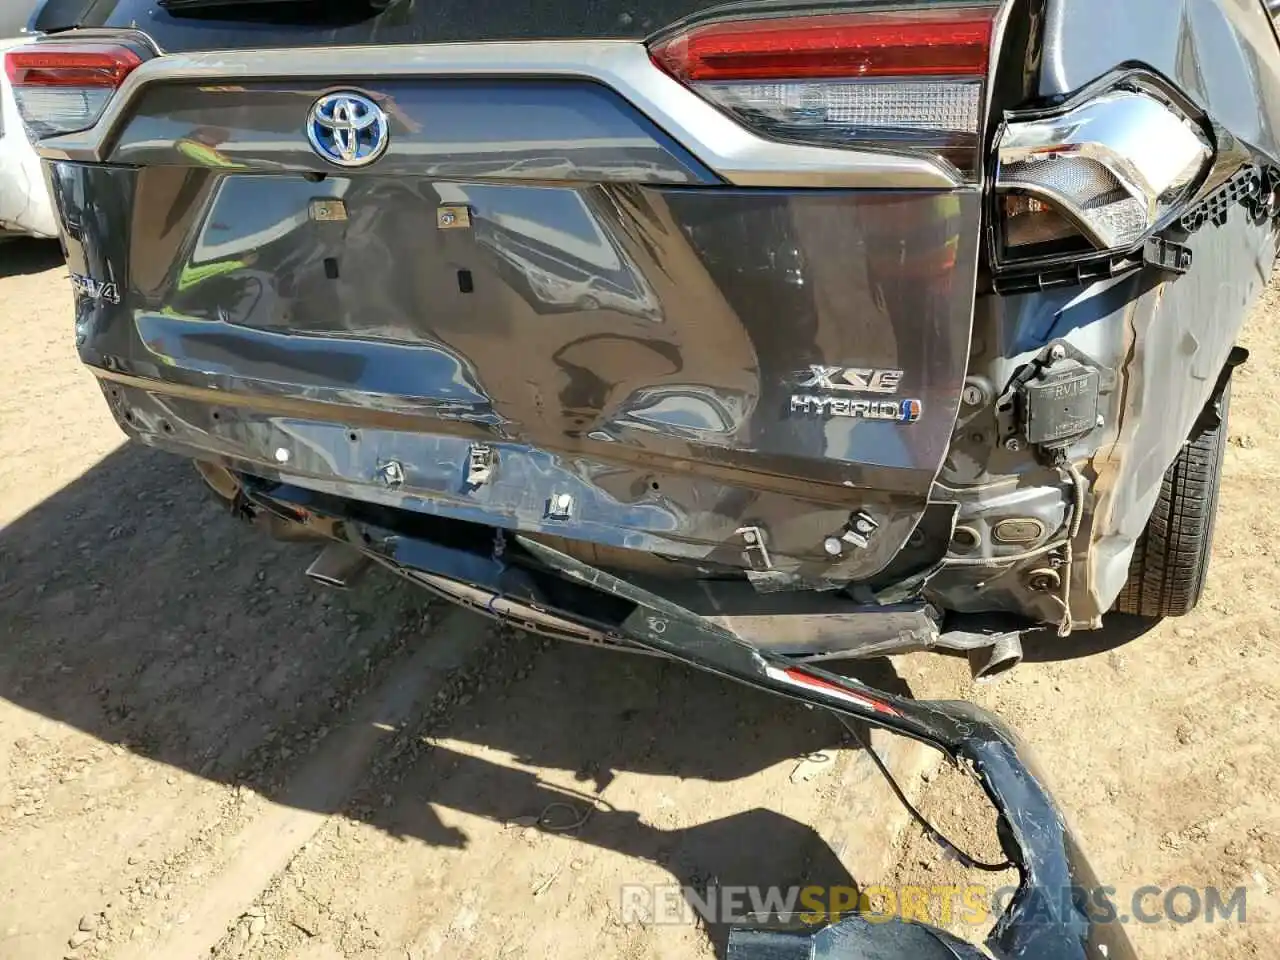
[377, 460, 405, 488]
[961, 384, 985, 406]
[735, 526, 773, 570]
[1004, 437, 1022, 452]
[546, 492, 574, 519]
[853, 517, 876, 535]
[274, 447, 290, 463]
[823, 537, 844, 557]
[437, 205, 471, 229]
[1027, 567, 1062, 592]
[1048, 343, 1067, 362]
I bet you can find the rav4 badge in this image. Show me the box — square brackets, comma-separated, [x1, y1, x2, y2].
[69, 273, 120, 305]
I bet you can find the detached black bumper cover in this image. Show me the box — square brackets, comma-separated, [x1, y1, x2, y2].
[250, 481, 1136, 960]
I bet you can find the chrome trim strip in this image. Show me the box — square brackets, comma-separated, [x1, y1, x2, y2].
[36, 40, 962, 189]
[979, 0, 1017, 180]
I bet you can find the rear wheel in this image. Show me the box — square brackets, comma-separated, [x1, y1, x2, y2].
[1114, 383, 1230, 618]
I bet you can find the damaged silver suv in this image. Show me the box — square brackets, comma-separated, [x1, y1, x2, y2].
[11, 0, 1280, 679]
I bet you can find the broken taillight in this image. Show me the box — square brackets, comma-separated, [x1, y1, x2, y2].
[648, 5, 998, 177]
[994, 86, 1213, 259]
[3, 43, 145, 139]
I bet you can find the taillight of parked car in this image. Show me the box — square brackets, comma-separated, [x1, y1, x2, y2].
[647, 4, 999, 179]
[993, 85, 1214, 264]
[3, 43, 145, 140]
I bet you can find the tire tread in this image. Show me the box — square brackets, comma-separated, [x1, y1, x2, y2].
[1114, 386, 1228, 618]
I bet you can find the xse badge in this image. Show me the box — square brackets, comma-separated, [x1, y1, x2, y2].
[790, 366, 922, 423]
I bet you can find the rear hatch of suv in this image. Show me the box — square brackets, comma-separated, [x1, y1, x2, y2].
[15, 0, 997, 587]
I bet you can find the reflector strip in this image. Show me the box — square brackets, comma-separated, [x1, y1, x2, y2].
[765, 665, 903, 716]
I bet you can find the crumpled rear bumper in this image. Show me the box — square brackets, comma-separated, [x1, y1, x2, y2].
[95, 372, 955, 589]
[245, 478, 1133, 960]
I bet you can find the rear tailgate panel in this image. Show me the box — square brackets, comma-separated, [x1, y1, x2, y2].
[51, 63, 980, 585]
[73, 1, 847, 50]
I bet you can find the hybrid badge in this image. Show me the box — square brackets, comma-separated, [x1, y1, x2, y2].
[790, 365, 922, 422]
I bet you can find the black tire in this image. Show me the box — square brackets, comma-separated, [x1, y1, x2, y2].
[1114, 383, 1230, 618]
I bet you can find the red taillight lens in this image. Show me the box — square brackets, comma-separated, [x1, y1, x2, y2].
[650, 8, 996, 83]
[3, 43, 144, 139]
[648, 5, 997, 178]
[4, 44, 143, 87]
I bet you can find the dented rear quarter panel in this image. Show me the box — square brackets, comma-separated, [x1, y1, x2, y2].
[1037, 0, 1280, 617]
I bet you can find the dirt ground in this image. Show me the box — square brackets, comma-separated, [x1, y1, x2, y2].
[1, 237, 1277, 960]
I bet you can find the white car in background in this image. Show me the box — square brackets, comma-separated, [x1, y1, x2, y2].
[1, 27, 57, 239]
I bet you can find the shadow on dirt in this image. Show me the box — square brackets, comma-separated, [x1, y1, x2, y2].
[0, 443, 922, 955]
[0, 237, 63, 278]
[1017, 615, 1159, 662]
